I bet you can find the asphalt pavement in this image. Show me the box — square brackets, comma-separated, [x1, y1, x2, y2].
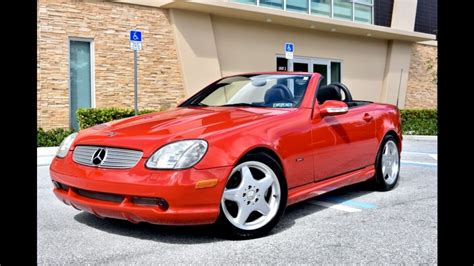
[37, 136, 437, 264]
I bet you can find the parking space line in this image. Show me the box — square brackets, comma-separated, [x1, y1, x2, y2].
[403, 151, 437, 155]
[307, 200, 361, 213]
[401, 160, 437, 167]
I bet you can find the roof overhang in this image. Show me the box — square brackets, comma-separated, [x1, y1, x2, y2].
[111, 0, 435, 42]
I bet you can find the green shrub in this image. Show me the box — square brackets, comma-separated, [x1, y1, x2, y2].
[77, 107, 158, 129]
[37, 128, 74, 147]
[400, 109, 437, 135]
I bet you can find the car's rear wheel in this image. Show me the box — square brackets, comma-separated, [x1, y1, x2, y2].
[373, 135, 400, 191]
[217, 153, 287, 239]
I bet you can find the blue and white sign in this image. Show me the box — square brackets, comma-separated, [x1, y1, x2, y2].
[130, 30, 142, 50]
[285, 42, 294, 59]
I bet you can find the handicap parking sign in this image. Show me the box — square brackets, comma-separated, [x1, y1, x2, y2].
[285, 42, 294, 59]
[130, 30, 142, 50]
[130, 30, 142, 42]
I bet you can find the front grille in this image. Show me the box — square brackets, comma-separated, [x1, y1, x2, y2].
[72, 145, 143, 169]
[74, 188, 125, 203]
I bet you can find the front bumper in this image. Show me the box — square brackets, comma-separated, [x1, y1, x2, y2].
[49, 153, 232, 225]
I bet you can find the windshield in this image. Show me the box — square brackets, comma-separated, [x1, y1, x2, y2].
[184, 74, 311, 108]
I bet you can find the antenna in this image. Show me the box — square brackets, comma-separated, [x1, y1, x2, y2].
[396, 68, 403, 108]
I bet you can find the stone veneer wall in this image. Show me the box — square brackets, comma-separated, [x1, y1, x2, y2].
[405, 43, 437, 109]
[37, 0, 185, 129]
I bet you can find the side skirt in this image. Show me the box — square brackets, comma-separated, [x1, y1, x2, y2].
[287, 165, 375, 206]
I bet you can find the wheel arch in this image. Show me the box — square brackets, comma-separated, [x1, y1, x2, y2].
[236, 146, 286, 183]
[382, 130, 402, 152]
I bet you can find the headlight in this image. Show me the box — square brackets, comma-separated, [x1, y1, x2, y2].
[146, 140, 208, 169]
[56, 133, 78, 158]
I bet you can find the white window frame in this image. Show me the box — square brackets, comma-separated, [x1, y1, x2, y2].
[68, 37, 96, 128]
[233, 0, 374, 24]
[278, 55, 343, 85]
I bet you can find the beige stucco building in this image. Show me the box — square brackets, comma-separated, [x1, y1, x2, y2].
[37, 0, 437, 130]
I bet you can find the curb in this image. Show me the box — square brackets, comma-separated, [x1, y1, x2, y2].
[402, 135, 437, 141]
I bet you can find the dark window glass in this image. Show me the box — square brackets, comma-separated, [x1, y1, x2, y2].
[276, 57, 288, 71]
[331, 62, 341, 83]
[313, 64, 328, 86]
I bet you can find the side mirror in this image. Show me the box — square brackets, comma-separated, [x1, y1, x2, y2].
[319, 100, 348, 116]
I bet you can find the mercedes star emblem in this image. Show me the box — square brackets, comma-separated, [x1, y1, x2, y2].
[92, 148, 107, 166]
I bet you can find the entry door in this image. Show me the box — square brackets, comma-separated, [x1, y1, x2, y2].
[289, 58, 331, 85]
[69, 40, 93, 130]
[292, 58, 311, 72]
[312, 59, 330, 86]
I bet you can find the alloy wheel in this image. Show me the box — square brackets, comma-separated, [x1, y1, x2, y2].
[221, 161, 281, 231]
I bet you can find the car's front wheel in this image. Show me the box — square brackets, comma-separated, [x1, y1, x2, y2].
[217, 153, 287, 239]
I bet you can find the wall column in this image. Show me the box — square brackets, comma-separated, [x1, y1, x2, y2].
[379, 0, 418, 107]
[170, 9, 222, 97]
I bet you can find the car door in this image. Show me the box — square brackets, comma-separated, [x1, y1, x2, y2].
[311, 104, 377, 182]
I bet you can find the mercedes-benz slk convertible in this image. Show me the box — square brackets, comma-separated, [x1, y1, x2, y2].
[50, 72, 402, 239]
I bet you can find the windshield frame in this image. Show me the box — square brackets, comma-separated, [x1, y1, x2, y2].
[179, 73, 313, 109]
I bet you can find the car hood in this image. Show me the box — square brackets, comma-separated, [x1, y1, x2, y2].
[73, 107, 290, 157]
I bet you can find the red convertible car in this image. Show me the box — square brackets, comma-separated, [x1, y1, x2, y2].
[50, 72, 402, 239]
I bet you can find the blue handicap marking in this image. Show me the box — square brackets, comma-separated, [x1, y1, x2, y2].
[130, 30, 142, 42]
[319, 195, 377, 209]
[285, 42, 294, 52]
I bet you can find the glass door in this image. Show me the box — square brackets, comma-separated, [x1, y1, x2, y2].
[69, 40, 93, 130]
[312, 59, 330, 86]
[278, 56, 341, 86]
[292, 58, 311, 72]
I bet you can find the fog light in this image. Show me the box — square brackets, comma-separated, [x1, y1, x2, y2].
[132, 197, 169, 211]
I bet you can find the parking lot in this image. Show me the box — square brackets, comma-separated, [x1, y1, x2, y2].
[37, 136, 437, 264]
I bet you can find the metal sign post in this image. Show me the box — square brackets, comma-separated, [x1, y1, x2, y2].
[130, 30, 142, 115]
[134, 50, 138, 115]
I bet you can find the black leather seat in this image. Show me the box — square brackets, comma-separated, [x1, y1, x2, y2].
[316, 84, 342, 104]
[264, 84, 292, 105]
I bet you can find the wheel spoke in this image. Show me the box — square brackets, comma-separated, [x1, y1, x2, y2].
[255, 200, 271, 215]
[223, 188, 241, 202]
[257, 174, 274, 192]
[241, 166, 254, 184]
[386, 164, 393, 179]
[235, 204, 253, 225]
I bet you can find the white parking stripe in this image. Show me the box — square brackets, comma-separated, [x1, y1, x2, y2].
[403, 151, 437, 155]
[308, 200, 361, 213]
[401, 160, 437, 167]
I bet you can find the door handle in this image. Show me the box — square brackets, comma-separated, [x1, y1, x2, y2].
[363, 113, 373, 122]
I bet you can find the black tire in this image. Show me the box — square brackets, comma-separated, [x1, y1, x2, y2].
[216, 152, 288, 240]
[372, 134, 400, 191]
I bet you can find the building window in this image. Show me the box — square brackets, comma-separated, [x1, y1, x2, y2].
[232, 0, 373, 24]
[260, 0, 284, 9]
[311, 0, 331, 17]
[333, 0, 353, 20]
[287, 0, 309, 13]
[69, 39, 94, 130]
[354, 1, 373, 23]
[233, 0, 257, 4]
